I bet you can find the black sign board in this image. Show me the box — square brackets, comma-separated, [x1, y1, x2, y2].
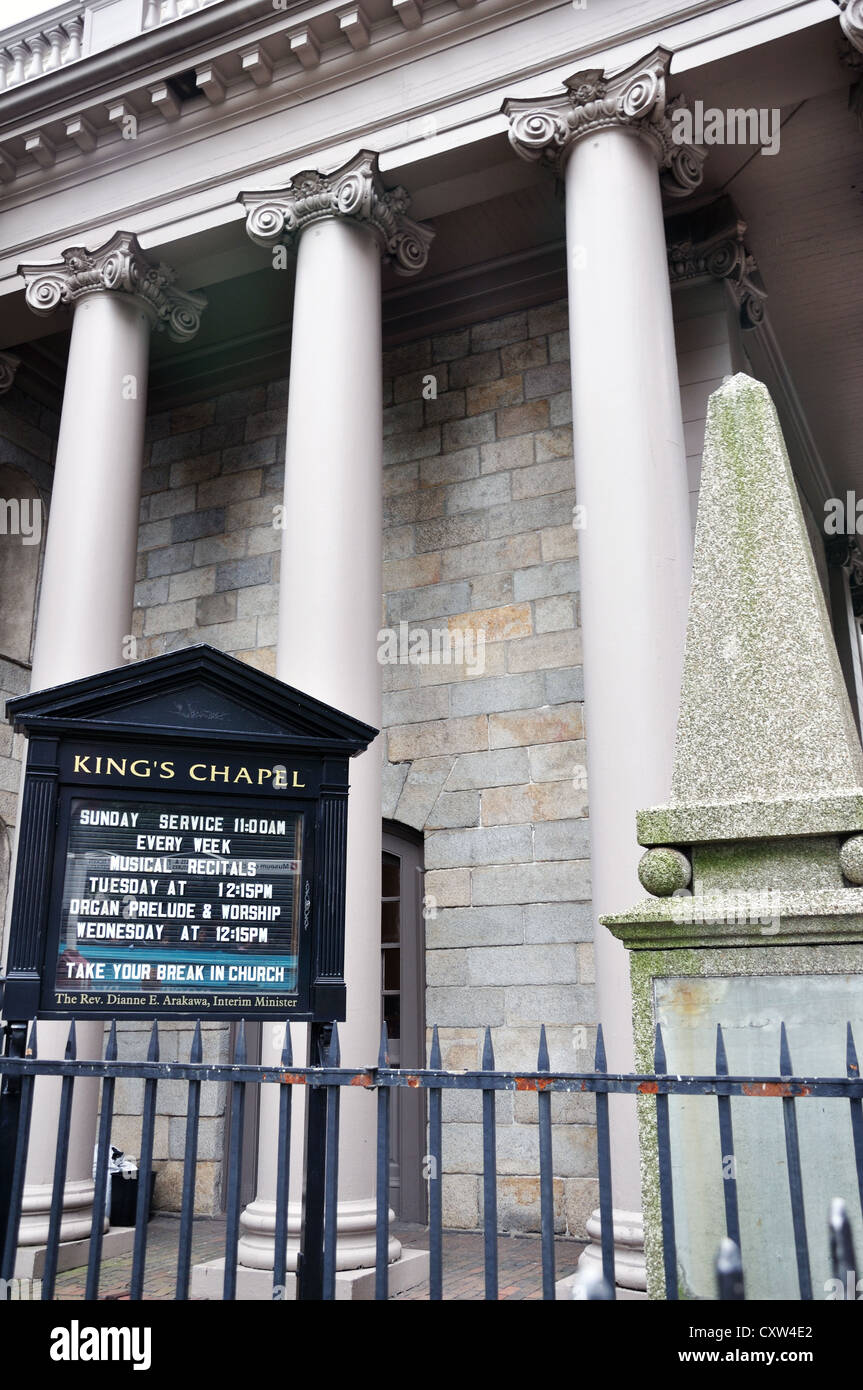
[2, 646, 376, 1022]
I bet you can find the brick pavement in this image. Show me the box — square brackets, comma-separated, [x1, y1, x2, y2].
[395, 1225, 584, 1300]
[51, 1217, 584, 1301]
[53, 1217, 226, 1302]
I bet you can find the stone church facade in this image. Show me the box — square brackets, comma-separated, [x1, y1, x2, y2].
[1, 0, 861, 1290]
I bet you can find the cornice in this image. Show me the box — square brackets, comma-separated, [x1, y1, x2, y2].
[0, 351, 21, 394]
[0, 0, 262, 121]
[0, 0, 510, 183]
[0, 0, 730, 191]
[240, 149, 434, 276]
[503, 46, 705, 198]
[18, 230, 207, 341]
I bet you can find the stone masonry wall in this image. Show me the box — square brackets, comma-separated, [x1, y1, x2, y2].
[126, 309, 596, 1226]
[113, 382, 288, 1213]
[0, 383, 55, 932]
[133, 381, 286, 671]
[0, 290, 739, 1229]
[109, 1018, 234, 1215]
[378, 301, 597, 1238]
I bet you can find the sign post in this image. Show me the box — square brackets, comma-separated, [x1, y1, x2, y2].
[0, 645, 376, 1282]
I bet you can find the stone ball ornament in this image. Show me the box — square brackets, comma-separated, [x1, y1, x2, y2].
[839, 835, 863, 885]
[638, 846, 692, 897]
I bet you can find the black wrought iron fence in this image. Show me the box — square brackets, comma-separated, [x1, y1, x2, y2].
[0, 1019, 861, 1301]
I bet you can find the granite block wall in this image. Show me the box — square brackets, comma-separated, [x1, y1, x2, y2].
[0, 286, 742, 1229]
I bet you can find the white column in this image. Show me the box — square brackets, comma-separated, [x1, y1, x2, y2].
[237, 152, 433, 1272]
[15, 232, 205, 1245]
[506, 50, 703, 1289]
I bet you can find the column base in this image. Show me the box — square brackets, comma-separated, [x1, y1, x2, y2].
[237, 1196, 401, 1271]
[18, 1177, 99, 1246]
[577, 1207, 647, 1293]
[14, 1226, 136, 1280]
[556, 1270, 647, 1300]
[190, 1248, 430, 1301]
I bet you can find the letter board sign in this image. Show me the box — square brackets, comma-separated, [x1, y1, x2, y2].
[2, 646, 376, 1022]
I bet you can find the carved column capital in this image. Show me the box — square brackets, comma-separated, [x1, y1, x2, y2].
[838, 4, 863, 129]
[503, 46, 705, 197]
[826, 533, 863, 616]
[0, 351, 20, 394]
[18, 230, 207, 342]
[666, 210, 766, 329]
[838, 0, 863, 54]
[239, 149, 434, 276]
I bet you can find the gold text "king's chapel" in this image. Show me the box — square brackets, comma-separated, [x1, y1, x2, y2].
[72, 755, 306, 787]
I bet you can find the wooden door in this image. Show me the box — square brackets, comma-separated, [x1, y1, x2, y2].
[381, 824, 427, 1223]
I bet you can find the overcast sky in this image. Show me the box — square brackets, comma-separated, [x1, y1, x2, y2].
[3, 0, 61, 24]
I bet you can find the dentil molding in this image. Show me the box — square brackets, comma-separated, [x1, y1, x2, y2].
[0, 0, 490, 186]
[239, 149, 434, 277]
[503, 46, 705, 198]
[18, 230, 207, 341]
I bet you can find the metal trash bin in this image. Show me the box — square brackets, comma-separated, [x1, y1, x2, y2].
[110, 1168, 157, 1228]
[94, 1144, 157, 1227]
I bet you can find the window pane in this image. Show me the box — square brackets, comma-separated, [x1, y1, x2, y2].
[381, 899, 400, 944]
[383, 947, 400, 992]
[384, 994, 400, 1040]
[382, 852, 400, 898]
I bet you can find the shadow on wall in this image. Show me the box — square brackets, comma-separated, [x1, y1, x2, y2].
[0, 464, 44, 666]
[0, 462, 48, 946]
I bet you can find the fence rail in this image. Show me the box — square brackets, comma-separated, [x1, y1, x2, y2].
[1, 1019, 862, 1301]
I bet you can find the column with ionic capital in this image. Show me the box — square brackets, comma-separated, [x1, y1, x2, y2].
[15, 232, 205, 1251]
[837, 0, 863, 54]
[234, 152, 433, 1284]
[505, 49, 703, 1291]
